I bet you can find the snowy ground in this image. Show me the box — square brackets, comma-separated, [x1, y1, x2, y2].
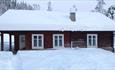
[0, 48, 115, 70]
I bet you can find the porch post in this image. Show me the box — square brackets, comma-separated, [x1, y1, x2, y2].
[1, 32, 4, 51]
[14, 32, 19, 52]
[25, 32, 31, 50]
[113, 32, 115, 52]
[9, 34, 12, 51]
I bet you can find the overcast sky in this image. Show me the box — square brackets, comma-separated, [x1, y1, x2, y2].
[17, 0, 115, 2]
[17, 0, 115, 12]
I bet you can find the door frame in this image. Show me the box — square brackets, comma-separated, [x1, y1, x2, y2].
[87, 34, 98, 48]
[19, 34, 25, 49]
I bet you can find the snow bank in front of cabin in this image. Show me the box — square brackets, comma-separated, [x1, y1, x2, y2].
[0, 51, 23, 70]
[0, 52, 13, 70]
[16, 48, 115, 70]
[1, 48, 115, 70]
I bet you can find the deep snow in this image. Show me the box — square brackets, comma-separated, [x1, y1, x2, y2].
[0, 48, 115, 70]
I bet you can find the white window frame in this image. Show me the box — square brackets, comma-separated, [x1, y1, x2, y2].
[53, 34, 64, 48]
[87, 34, 98, 48]
[32, 34, 44, 49]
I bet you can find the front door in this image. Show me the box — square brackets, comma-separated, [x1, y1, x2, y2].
[87, 34, 98, 48]
[19, 35, 25, 49]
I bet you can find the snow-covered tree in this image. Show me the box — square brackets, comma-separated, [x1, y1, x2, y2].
[106, 5, 115, 19]
[73, 5, 77, 11]
[33, 4, 40, 10]
[10, 0, 17, 9]
[0, 0, 16, 15]
[95, 0, 105, 14]
[47, 1, 52, 11]
[70, 5, 77, 12]
[15, 2, 33, 10]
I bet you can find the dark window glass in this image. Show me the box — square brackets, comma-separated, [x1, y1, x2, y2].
[38, 36, 42, 47]
[93, 36, 96, 46]
[59, 36, 62, 46]
[55, 36, 58, 46]
[89, 36, 92, 46]
[34, 39, 37, 47]
[34, 36, 37, 47]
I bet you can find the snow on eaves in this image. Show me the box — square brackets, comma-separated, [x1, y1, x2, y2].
[0, 10, 115, 31]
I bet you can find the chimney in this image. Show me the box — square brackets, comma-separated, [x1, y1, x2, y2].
[70, 12, 76, 22]
[69, 5, 77, 22]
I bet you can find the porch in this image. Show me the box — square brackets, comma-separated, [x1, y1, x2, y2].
[0, 32, 27, 53]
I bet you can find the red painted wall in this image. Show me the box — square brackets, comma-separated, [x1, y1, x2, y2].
[44, 32, 52, 48]
[64, 32, 71, 48]
[13, 31, 113, 50]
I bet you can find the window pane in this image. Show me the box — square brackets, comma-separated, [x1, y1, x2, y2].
[55, 36, 58, 40]
[34, 36, 37, 47]
[93, 36, 96, 46]
[59, 36, 62, 46]
[55, 39, 58, 47]
[54, 36, 58, 47]
[88, 36, 92, 46]
[38, 36, 42, 40]
[11, 35, 14, 50]
[38, 36, 42, 47]
[4, 34, 9, 51]
[34, 36, 37, 40]
[34, 40, 37, 47]
[21, 36, 25, 42]
[38, 40, 42, 47]
[59, 36, 62, 40]
[59, 39, 62, 46]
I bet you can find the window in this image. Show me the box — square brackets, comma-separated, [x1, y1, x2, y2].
[87, 34, 97, 48]
[11, 35, 14, 50]
[4, 34, 9, 51]
[53, 34, 64, 48]
[32, 34, 44, 49]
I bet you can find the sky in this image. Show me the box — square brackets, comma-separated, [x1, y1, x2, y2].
[17, 0, 115, 12]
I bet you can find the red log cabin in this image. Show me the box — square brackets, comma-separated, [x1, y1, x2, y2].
[0, 9, 115, 52]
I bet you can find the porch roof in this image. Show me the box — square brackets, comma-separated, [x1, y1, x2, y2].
[0, 10, 115, 31]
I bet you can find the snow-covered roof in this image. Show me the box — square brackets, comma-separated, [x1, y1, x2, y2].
[0, 10, 115, 31]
